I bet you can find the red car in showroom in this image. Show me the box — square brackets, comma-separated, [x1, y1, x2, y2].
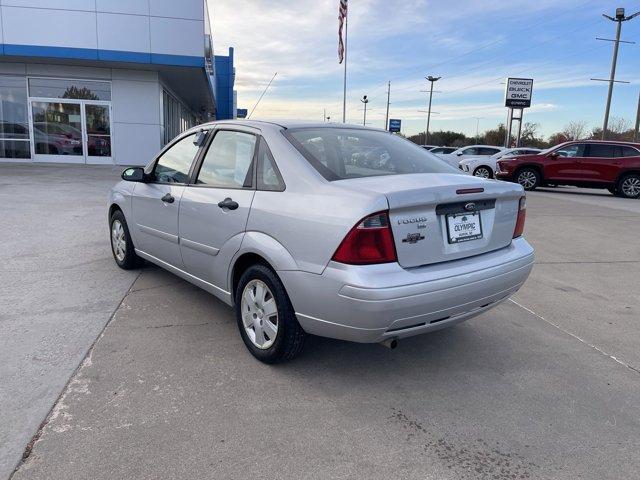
[495, 140, 640, 199]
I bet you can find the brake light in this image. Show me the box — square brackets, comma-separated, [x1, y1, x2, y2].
[332, 211, 397, 265]
[513, 196, 526, 238]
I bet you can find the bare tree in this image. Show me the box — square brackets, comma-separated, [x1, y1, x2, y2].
[562, 120, 588, 140]
[607, 117, 632, 135]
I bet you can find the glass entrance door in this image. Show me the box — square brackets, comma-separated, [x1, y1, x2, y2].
[31, 100, 84, 163]
[84, 103, 112, 164]
[29, 100, 113, 164]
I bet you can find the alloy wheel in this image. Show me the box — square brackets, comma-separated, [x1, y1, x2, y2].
[240, 279, 279, 349]
[621, 177, 640, 198]
[474, 167, 492, 179]
[111, 220, 126, 262]
[517, 170, 537, 189]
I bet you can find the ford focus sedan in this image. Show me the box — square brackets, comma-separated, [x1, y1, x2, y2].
[108, 121, 534, 363]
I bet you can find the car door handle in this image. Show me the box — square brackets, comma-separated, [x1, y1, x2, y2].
[161, 193, 175, 204]
[218, 197, 239, 210]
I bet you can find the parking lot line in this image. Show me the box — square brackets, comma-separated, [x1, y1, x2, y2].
[509, 298, 640, 374]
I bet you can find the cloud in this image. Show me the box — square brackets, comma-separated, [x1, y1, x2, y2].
[209, 0, 635, 136]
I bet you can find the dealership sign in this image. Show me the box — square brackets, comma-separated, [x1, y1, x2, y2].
[388, 118, 401, 132]
[504, 78, 533, 108]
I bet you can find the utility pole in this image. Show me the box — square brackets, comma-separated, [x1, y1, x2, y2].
[361, 95, 369, 126]
[594, 8, 639, 139]
[385, 81, 391, 131]
[425, 76, 441, 144]
[634, 92, 640, 142]
[473, 117, 484, 143]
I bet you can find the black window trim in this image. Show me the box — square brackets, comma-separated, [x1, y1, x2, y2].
[187, 127, 260, 190]
[145, 130, 207, 186]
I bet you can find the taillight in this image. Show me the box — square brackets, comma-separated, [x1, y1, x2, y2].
[332, 211, 397, 265]
[513, 196, 526, 238]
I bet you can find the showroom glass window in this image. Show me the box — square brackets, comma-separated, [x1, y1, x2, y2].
[0, 76, 30, 158]
[163, 90, 197, 146]
[28, 78, 111, 101]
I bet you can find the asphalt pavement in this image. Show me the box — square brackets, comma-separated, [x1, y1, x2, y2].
[2, 167, 639, 479]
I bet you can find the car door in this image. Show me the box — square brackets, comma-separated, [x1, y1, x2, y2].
[179, 128, 259, 291]
[545, 143, 586, 181]
[576, 143, 619, 182]
[131, 132, 202, 268]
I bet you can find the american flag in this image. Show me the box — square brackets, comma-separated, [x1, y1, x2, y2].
[338, 0, 348, 64]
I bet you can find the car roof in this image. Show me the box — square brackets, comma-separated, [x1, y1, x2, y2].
[196, 119, 386, 132]
[457, 144, 505, 150]
[559, 139, 640, 147]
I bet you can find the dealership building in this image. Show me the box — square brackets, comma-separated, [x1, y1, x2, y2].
[0, 0, 236, 165]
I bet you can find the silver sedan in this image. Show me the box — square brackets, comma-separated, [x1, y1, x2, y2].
[108, 121, 534, 363]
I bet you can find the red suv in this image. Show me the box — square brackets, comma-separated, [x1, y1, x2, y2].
[495, 140, 640, 199]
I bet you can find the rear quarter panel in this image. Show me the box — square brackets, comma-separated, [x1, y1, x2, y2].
[246, 188, 388, 274]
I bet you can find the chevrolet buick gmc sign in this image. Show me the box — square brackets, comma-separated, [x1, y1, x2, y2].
[504, 78, 533, 108]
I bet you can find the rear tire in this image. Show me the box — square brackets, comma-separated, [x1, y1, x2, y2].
[235, 264, 306, 363]
[110, 210, 143, 270]
[617, 173, 640, 199]
[607, 186, 618, 195]
[473, 166, 493, 179]
[516, 167, 540, 190]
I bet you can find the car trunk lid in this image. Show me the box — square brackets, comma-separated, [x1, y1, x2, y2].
[336, 174, 524, 268]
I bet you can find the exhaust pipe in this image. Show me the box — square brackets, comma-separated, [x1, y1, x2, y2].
[380, 337, 398, 349]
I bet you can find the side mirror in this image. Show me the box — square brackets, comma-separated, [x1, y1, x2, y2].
[193, 130, 207, 146]
[121, 167, 146, 182]
[548, 152, 559, 159]
[456, 152, 463, 156]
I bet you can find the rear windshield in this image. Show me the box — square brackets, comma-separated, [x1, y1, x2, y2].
[284, 127, 457, 180]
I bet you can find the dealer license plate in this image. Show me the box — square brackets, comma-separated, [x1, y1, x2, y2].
[446, 211, 483, 243]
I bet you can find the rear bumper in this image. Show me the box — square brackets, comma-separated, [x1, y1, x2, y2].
[278, 237, 534, 343]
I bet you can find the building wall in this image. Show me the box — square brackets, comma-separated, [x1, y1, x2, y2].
[0, 0, 206, 66]
[214, 47, 235, 120]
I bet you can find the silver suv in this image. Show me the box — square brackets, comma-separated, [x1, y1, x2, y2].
[109, 121, 534, 363]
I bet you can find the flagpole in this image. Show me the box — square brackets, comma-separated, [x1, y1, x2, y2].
[342, 14, 348, 123]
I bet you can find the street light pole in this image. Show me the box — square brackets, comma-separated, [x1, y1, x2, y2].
[599, 8, 640, 139]
[634, 91, 640, 142]
[425, 76, 441, 144]
[361, 95, 369, 126]
[385, 81, 391, 131]
[473, 117, 484, 143]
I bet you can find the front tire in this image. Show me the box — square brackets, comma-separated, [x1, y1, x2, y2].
[516, 167, 540, 190]
[235, 264, 305, 363]
[617, 173, 640, 199]
[110, 210, 143, 269]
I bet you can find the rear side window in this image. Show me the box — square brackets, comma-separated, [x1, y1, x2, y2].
[285, 128, 455, 180]
[153, 133, 199, 184]
[479, 147, 501, 155]
[196, 130, 257, 188]
[256, 138, 285, 191]
[588, 144, 616, 158]
[619, 146, 640, 157]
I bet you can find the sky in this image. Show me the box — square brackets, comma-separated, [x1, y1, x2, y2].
[209, 0, 640, 139]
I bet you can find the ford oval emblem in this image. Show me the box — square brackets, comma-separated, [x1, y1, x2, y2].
[464, 202, 476, 211]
